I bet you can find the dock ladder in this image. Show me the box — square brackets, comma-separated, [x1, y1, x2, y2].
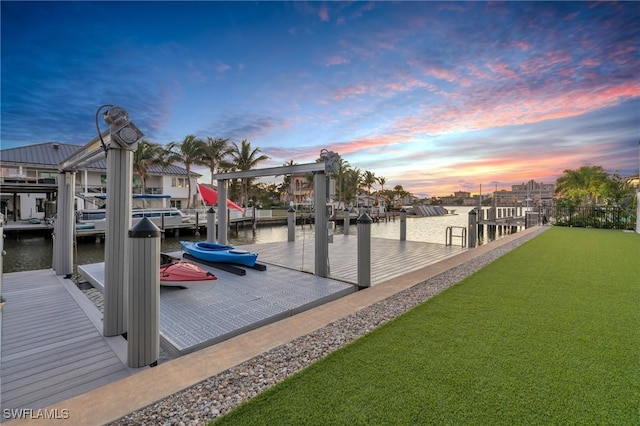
[445, 226, 467, 247]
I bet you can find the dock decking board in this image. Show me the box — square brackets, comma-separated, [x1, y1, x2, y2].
[80, 260, 356, 358]
[0, 270, 132, 413]
[236, 235, 467, 286]
[2, 235, 467, 413]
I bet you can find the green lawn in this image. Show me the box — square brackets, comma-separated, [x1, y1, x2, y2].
[213, 227, 640, 425]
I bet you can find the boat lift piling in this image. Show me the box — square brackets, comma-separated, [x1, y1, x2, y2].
[207, 207, 217, 242]
[127, 217, 160, 368]
[194, 211, 200, 237]
[213, 151, 340, 279]
[52, 171, 75, 277]
[468, 208, 477, 248]
[287, 207, 296, 242]
[56, 105, 145, 337]
[314, 171, 329, 277]
[344, 208, 350, 235]
[217, 181, 229, 245]
[0, 214, 4, 306]
[357, 213, 372, 289]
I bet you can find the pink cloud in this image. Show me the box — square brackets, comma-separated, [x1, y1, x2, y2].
[392, 82, 640, 137]
[333, 83, 371, 100]
[424, 67, 459, 83]
[381, 77, 436, 94]
[487, 62, 519, 80]
[318, 4, 329, 22]
[511, 41, 531, 51]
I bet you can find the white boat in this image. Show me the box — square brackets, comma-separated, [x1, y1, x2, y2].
[75, 207, 190, 231]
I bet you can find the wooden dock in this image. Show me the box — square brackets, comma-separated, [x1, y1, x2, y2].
[0, 270, 134, 414]
[1, 235, 467, 415]
[238, 235, 467, 286]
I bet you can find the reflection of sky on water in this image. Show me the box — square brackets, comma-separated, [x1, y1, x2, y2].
[4, 206, 505, 273]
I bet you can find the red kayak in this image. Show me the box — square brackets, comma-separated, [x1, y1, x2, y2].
[160, 260, 217, 282]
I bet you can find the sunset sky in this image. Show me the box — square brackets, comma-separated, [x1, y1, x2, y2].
[2, 1, 638, 197]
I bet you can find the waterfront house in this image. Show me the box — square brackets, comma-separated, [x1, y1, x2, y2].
[0, 142, 199, 221]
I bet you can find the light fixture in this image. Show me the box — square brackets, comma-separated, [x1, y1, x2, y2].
[101, 106, 145, 149]
[111, 121, 144, 148]
[320, 149, 340, 174]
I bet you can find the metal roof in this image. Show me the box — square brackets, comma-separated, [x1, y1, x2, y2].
[0, 142, 197, 176]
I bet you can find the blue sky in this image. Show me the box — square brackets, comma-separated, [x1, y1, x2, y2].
[2, 1, 638, 197]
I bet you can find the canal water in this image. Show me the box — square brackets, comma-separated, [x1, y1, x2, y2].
[3, 206, 507, 274]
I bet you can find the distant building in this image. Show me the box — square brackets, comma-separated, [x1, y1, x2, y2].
[279, 173, 313, 206]
[439, 191, 475, 206]
[0, 142, 198, 221]
[438, 181, 555, 207]
[510, 180, 555, 206]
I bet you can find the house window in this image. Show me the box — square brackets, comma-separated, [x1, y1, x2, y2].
[171, 177, 189, 188]
[171, 200, 182, 209]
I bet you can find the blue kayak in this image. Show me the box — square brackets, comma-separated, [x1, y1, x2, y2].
[180, 241, 258, 267]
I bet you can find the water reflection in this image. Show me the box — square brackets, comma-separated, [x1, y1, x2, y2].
[3, 206, 514, 274]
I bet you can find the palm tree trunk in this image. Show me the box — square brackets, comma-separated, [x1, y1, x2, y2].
[186, 165, 192, 209]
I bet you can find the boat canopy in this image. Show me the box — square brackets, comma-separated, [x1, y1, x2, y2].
[94, 194, 171, 199]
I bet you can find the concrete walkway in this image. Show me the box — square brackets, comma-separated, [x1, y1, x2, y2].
[10, 226, 543, 425]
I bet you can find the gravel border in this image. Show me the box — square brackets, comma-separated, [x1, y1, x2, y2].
[111, 227, 548, 426]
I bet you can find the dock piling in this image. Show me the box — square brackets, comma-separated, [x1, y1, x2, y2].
[343, 208, 350, 235]
[399, 208, 407, 241]
[287, 207, 296, 241]
[0, 214, 4, 305]
[127, 218, 160, 368]
[207, 207, 216, 242]
[357, 213, 372, 289]
[468, 208, 477, 248]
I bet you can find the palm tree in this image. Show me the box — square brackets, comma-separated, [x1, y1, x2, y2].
[204, 137, 232, 186]
[377, 176, 387, 192]
[362, 171, 377, 195]
[555, 165, 609, 206]
[166, 135, 208, 209]
[394, 184, 410, 206]
[331, 155, 351, 206]
[228, 139, 270, 208]
[278, 160, 297, 205]
[132, 140, 164, 201]
[345, 167, 363, 208]
[376, 176, 387, 207]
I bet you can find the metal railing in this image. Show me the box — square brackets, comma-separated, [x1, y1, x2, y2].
[548, 205, 636, 230]
[446, 226, 467, 247]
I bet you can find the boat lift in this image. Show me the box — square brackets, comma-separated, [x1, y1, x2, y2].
[54, 105, 145, 337]
[213, 149, 340, 278]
